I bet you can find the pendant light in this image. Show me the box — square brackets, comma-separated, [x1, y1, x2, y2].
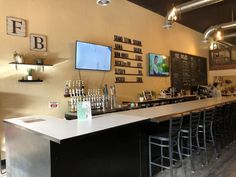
[96, 0, 111, 6]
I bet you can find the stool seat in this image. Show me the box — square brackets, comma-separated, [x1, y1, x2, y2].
[150, 131, 179, 141]
[149, 114, 183, 177]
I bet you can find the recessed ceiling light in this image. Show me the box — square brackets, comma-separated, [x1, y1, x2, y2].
[96, 0, 111, 6]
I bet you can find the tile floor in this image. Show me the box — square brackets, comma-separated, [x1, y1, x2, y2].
[154, 143, 236, 177]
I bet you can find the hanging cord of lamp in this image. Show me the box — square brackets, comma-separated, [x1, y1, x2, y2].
[96, 0, 111, 6]
[163, 0, 224, 29]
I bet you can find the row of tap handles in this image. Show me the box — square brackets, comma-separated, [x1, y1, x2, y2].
[65, 80, 117, 112]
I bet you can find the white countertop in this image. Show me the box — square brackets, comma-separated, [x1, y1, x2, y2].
[4, 97, 236, 144]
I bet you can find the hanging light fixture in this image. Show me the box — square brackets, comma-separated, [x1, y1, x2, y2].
[163, 0, 224, 29]
[215, 29, 224, 41]
[209, 41, 218, 50]
[163, 7, 178, 29]
[96, 0, 111, 6]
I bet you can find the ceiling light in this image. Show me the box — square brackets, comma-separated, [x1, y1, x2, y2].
[163, 7, 178, 29]
[210, 41, 218, 50]
[215, 29, 224, 41]
[168, 7, 177, 21]
[96, 0, 111, 6]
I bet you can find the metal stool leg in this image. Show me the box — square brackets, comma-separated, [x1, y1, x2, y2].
[210, 122, 217, 157]
[203, 121, 208, 165]
[169, 140, 173, 177]
[161, 140, 163, 172]
[177, 132, 182, 164]
[149, 137, 152, 177]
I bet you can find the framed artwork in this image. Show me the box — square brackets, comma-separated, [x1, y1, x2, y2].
[209, 48, 236, 70]
[142, 90, 152, 101]
[148, 53, 169, 76]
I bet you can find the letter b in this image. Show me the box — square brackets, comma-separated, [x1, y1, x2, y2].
[30, 34, 47, 52]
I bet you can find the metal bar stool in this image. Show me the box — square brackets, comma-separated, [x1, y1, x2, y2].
[223, 103, 233, 146]
[148, 114, 183, 177]
[229, 101, 236, 142]
[180, 110, 201, 173]
[213, 105, 225, 155]
[231, 101, 236, 141]
[198, 107, 216, 165]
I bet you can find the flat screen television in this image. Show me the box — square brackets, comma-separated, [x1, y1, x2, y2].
[148, 53, 169, 76]
[75, 41, 112, 71]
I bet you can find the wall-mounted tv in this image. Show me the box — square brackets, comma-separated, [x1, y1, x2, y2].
[75, 41, 112, 71]
[148, 53, 169, 76]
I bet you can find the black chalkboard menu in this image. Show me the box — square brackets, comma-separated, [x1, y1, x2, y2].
[170, 50, 207, 91]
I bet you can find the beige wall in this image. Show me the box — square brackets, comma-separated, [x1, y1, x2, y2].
[0, 0, 208, 140]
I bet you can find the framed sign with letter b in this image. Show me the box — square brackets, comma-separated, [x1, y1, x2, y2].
[30, 33, 47, 52]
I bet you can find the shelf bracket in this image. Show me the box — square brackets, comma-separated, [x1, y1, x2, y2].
[15, 64, 18, 70]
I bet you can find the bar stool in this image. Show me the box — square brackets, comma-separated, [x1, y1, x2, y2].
[198, 107, 216, 165]
[213, 105, 225, 154]
[148, 114, 183, 177]
[223, 103, 232, 146]
[229, 101, 236, 142]
[231, 101, 236, 141]
[180, 110, 201, 173]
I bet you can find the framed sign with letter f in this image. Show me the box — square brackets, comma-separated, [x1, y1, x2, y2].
[7, 16, 26, 37]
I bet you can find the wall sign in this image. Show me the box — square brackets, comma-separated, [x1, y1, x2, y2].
[170, 50, 207, 91]
[7, 16, 26, 37]
[30, 34, 47, 52]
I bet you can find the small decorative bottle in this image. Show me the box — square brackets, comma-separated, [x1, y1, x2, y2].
[65, 81, 69, 96]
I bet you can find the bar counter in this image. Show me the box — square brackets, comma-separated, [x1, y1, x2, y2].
[4, 96, 236, 177]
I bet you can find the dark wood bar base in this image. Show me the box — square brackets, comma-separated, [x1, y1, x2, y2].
[51, 122, 147, 177]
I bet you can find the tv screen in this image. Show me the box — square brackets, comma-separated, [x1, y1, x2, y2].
[148, 53, 169, 76]
[75, 41, 112, 71]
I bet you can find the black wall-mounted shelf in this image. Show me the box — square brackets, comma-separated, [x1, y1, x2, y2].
[114, 57, 143, 62]
[114, 35, 143, 84]
[114, 65, 143, 69]
[9, 62, 53, 71]
[114, 48, 143, 54]
[115, 81, 144, 83]
[114, 40, 142, 47]
[9, 62, 52, 66]
[10, 61, 52, 82]
[115, 73, 143, 76]
[18, 79, 43, 82]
